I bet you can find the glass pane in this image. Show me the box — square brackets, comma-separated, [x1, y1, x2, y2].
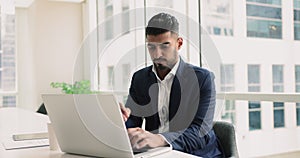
[122, 0, 130, 34]
[295, 0, 300, 9]
[273, 85, 284, 92]
[249, 101, 261, 109]
[0, 71, 2, 89]
[249, 111, 261, 130]
[247, 19, 282, 39]
[247, 4, 282, 19]
[2, 96, 16, 107]
[225, 100, 235, 110]
[274, 102, 284, 107]
[122, 63, 130, 90]
[272, 65, 283, 83]
[248, 65, 260, 84]
[221, 64, 234, 85]
[107, 66, 114, 89]
[248, 86, 260, 92]
[296, 65, 300, 82]
[222, 112, 236, 124]
[247, 0, 281, 5]
[297, 103, 300, 126]
[295, 23, 300, 40]
[295, 10, 300, 21]
[105, 1, 113, 40]
[296, 85, 300, 92]
[274, 109, 285, 128]
[213, 27, 221, 35]
[297, 107, 300, 126]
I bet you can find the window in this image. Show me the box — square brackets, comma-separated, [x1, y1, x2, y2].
[0, 10, 16, 107]
[248, 65, 261, 130]
[202, 0, 233, 36]
[295, 0, 300, 40]
[105, 0, 113, 40]
[249, 101, 262, 130]
[272, 65, 284, 92]
[107, 66, 114, 90]
[122, 0, 130, 34]
[246, 0, 282, 39]
[221, 64, 235, 92]
[248, 65, 260, 92]
[272, 65, 284, 128]
[220, 64, 235, 124]
[274, 102, 285, 127]
[122, 63, 130, 90]
[222, 100, 236, 124]
[295, 65, 300, 125]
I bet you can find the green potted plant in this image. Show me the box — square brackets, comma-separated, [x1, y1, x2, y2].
[50, 80, 99, 94]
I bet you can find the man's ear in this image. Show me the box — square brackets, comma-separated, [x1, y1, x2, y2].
[177, 37, 183, 50]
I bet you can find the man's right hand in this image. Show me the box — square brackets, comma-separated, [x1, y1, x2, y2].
[119, 103, 131, 122]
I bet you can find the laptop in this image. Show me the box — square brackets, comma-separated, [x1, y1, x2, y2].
[42, 94, 171, 158]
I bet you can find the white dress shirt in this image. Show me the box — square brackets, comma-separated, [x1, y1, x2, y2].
[152, 58, 180, 133]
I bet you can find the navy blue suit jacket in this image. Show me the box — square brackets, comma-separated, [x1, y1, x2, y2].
[125, 59, 224, 157]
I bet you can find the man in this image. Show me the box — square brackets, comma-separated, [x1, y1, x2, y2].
[121, 13, 224, 157]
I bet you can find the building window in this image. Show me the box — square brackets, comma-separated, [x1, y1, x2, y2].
[122, 63, 130, 90]
[295, 65, 300, 125]
[272, 65, 284, 92]
[297, 103, 300, 126]
[105, 0, 113, 40]
[248, 65, 261, 130]
[222, 100, 236, 124]
[248, 65, 260, 92]
[246, 0, 282, 39]
[0, 11, 16, 107]
[122, 0, 130, 34]
[249, 101, 262, 130]
[202, 0, 233, 36]
[220, 64, 235, 124]
[295, 0, 300, 40]
[274, 102, 285, 128]
[2, 95, 16, 107]
[107, 66, 114, 90]
[221, 64, 235, 92]
[272, 65, 284, 128]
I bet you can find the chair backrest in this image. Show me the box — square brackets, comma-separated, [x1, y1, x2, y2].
[213, 121, 239, 158]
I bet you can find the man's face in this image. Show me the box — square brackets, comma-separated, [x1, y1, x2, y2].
[146, 32, 183, 70]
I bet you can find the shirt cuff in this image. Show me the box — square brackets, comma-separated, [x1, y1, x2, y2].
[158, 134, 173, 149]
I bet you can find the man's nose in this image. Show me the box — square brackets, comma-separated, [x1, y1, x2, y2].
[152, 47, 163, 58]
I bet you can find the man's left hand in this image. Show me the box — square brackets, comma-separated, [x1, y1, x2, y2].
[127, 128, 167, 149]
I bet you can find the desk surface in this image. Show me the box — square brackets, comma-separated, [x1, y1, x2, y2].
[0, 108, 198, 158]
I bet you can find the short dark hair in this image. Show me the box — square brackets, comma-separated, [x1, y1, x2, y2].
[146, 13, 179, 36]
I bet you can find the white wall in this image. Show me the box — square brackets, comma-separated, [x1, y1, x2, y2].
[16, 0, 83, 111]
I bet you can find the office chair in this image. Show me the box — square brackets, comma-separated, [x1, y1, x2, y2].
[213, 121, 239, 158]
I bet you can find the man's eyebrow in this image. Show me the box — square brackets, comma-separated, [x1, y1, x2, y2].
[162, 42, 170, 44]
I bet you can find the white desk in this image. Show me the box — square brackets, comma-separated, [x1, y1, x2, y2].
[0, 108, 198, 158]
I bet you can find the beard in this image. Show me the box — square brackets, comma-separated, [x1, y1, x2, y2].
[156, 63, 168, 70]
